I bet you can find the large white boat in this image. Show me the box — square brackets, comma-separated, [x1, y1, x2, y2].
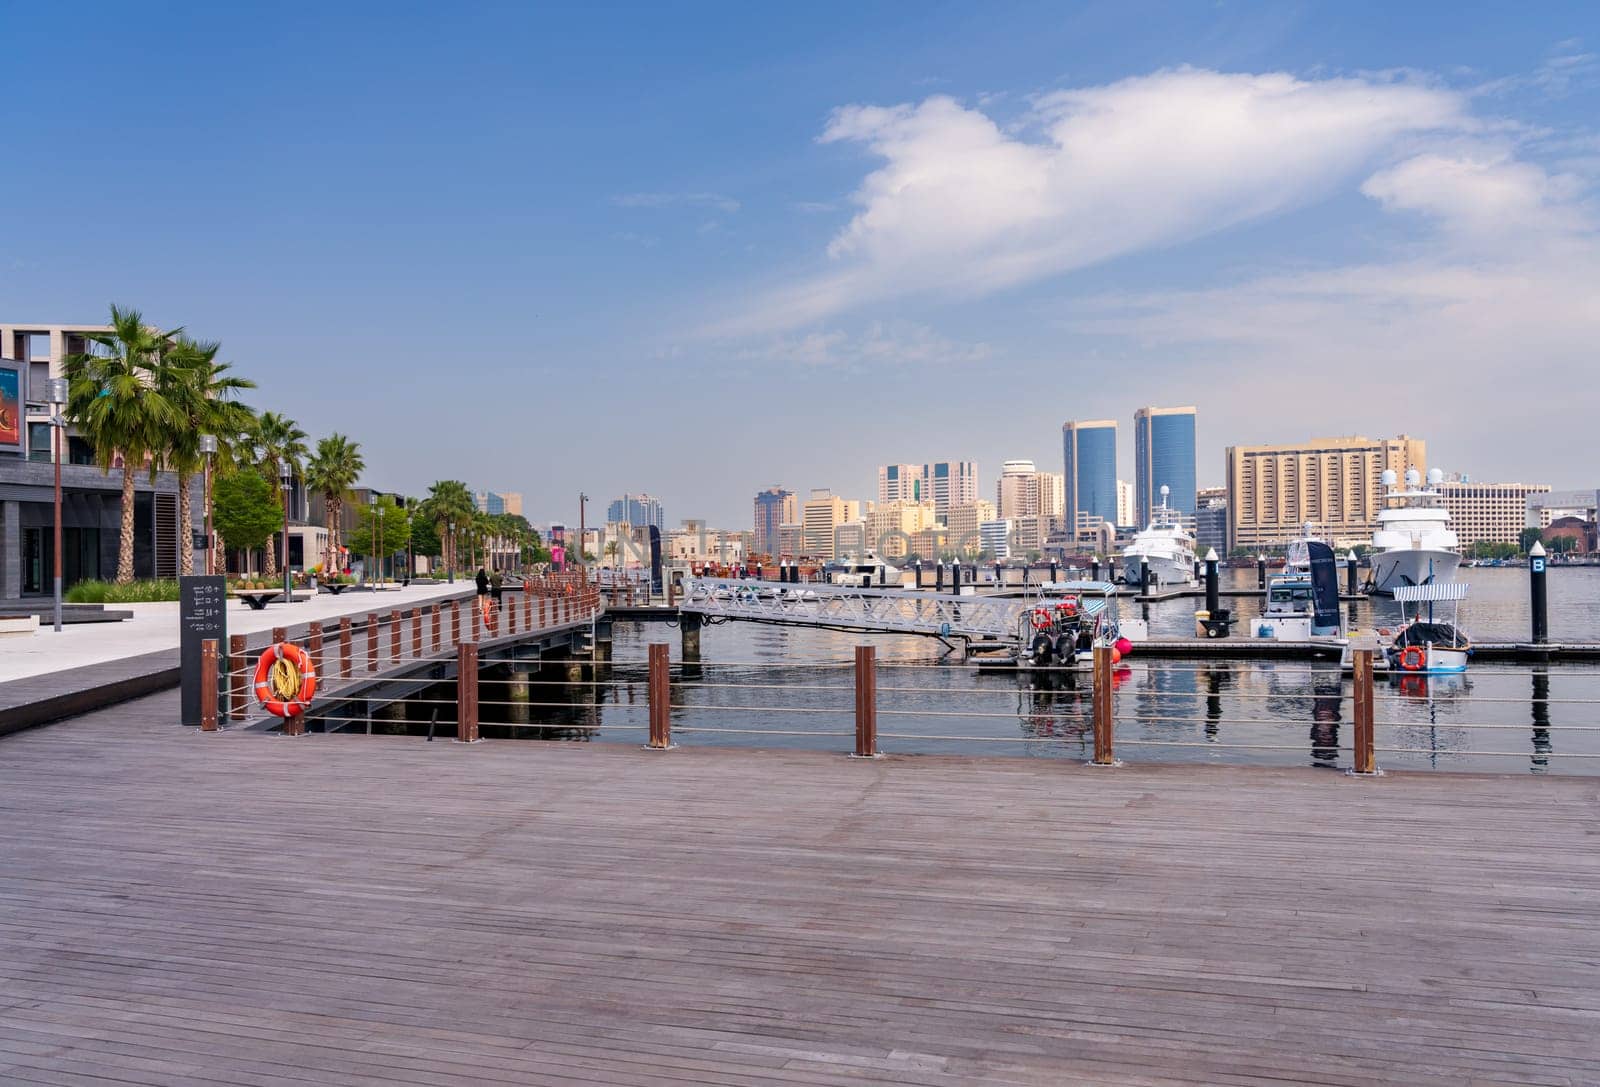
[1120, 486, 1196, 587]
[825, 550, 901, 588]
[1367, 469, 1461, 594]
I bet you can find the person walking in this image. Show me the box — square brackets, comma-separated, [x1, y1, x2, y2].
[476, 567, 491, 624]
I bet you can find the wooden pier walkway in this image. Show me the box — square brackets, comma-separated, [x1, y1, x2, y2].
[1, 690, 1597, 1086]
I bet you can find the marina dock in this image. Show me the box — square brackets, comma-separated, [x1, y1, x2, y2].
[0, 691, 1595, 1086]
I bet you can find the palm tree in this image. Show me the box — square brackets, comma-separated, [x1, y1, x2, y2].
[64, 306, 184, 583]
[249, 412, 308, 579]
[303, 434, 365, 576]
[418, 480, 476, 575]
[158, 339, 256, 575]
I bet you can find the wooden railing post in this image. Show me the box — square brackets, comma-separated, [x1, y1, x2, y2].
[451, 600, 461, 646]
[509, 594, 518, 634]
[524, 588, 532, 629]
[472, 599, 481, 641]
[456, 642, 479, 743]
[228, 634, 248, 720]
[367, 612, 379, 672]
[390, 609, 402, 662]
[200, 638, 219, 732]
[339, 617, 352, 679]
[412, 609, 423, 657]
[540, 597, 547, 627]
[1351, 648, 1379, 775]
[1091, 644, 1118, 766]
[308, 621, 323, 678]
[648, 642, 672, 749]
[272, 625, 287, 646]
[853, 644, 878, 757]
[432, 604, 441, 652]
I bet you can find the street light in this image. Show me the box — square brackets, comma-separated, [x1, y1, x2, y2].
[446, 518, 455, 583]
[279, 460, 292, 602]
[199, 435, 217, 576]
[47, 378, 68, 633]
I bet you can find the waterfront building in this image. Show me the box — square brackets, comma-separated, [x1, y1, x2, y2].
[1062, 420, 1118, 531]
[996, 460, 1036, 520]
[1434, 481, 1551, 548]
[1116, 479, 1134, 529]
[922, 460, 978, 520]
[605, 493, 664, 530]
[1527, 489, 1600, 530]
[868, 500, 937, 558]
[877, 464, 927, 505]
[801, 489, 863, 560]
[833, 519, 868, 559]
[910, 524, 947, 561]
[1225, 435, 1426, 552]
[945, 500, 996, 556]
[667, 520, 746, 566]
[1134, 406, 1198, 526]
[1195, 487, 1227, 556]
[751, 485, 798, 556]
[979, 519, 1013, 560]
[0, 328, 200, 596]
[1012, 514, 1054, 555]
[475, 491, 523, 517]
[775, 522, 802, 557]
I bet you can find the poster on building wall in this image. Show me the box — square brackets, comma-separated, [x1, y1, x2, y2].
[0, 364, 23, 453]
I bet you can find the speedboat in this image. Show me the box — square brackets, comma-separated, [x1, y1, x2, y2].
[1120, 486, 1196, 587]
[1383, 582, 1471, 674]
[1367, 469, 1461, 594]
[1016, 581, 1134, 668]
[826, 550, 901, 588]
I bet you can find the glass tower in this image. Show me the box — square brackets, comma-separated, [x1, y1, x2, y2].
[1134, 406, 1197, 525]
[1062, 420, 1118, 530]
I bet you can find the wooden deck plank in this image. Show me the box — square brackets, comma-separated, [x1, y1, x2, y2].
[0, 689, 1596, 1086]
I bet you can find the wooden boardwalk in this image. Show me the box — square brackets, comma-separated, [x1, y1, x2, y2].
[1, 692, 1597, 1085]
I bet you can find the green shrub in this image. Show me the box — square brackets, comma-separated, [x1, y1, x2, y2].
[65, 578, 184, 604]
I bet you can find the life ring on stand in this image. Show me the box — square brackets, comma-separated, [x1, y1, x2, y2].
[1398, 645, 1427, 672]
[255, 642, 318, 718]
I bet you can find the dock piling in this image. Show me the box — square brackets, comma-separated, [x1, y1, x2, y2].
[1257, 555, 1267, 590]
[648, 642, 672, 748]
[1530, 541, 1548, 644]
[1345, 551, 1359, 597]
[853, 645, 878, 757]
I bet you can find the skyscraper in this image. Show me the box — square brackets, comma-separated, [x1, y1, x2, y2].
[606, 493, 665, 529]
[922, 460, 977, 519]
[1062, 420, 1118, 529]
[1134, 406, 1197, 526]
[751, 485, 798, 556]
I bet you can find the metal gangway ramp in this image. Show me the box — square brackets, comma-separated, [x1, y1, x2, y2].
[678, 577, 1031, 648]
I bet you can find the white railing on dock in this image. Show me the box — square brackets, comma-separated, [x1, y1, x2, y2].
[677, 577, 1029, 644]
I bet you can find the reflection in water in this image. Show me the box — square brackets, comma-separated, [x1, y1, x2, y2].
[1531, 668, 1551, 774]
[1203, 664, 1230, 744]
[1309, 665, 1342, 768]
[1018, 669, 1088, 752]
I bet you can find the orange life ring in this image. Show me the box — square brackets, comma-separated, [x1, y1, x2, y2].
[254, 642, 318, 718]
[1398, 645, 1426, 672]
[1031, 607, 1054, 630]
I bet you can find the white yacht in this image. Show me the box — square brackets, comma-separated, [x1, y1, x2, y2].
[1120, 485, 1196, 588]
[1367, 469, 1461, 594]
[826, 550, 901, 588]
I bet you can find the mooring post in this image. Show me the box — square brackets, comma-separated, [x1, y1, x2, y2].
[339, 618, 352, 678]
[200, 638, 219, 732]
[951, 562, 961, 594]
[1090, 556, 1101, 582]
[228, 633, 248, 720]
[681, 612, 702, 660]
[1529, 541, 1548, 644]
[1139, 559, 1150, 598]
[648, 641, 671, 748]
[1091, 644, 1116, 766]
[1351, 647, 1376, 775]
[456, 641, 479, 743]
[1257, 554, 1267, 590]
[367, 613, 378, 672]
[1205, 548, 1220, 616]
[1345, 550, 1359, 597]
[1049, 560, 1058, 582]
[853, 644, 878, 757]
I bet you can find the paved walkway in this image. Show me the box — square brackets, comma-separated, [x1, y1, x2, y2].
[0, 582, 472, 685]
[1, 692, 1595, 1086]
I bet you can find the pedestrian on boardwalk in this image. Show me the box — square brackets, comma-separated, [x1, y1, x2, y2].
[476, 568, 491, 623]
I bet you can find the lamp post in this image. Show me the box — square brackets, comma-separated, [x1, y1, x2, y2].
[446, 518, 455, 582]
[377, 503, 386, 585]
[279, 460, 292, 602]
[199, 434, 217, 576]
[47, 378, 68, 633]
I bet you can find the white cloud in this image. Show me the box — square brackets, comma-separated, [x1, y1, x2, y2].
[1361, 147, 1592, 238]
[736, 321, 992, 372]
[717, 67, 1467, 334]
[614, 191, 741, 213]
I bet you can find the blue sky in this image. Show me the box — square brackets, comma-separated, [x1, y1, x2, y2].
[5, 2, 1598, 527]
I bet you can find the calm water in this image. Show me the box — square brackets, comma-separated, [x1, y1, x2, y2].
[442, 565, 1600, 775]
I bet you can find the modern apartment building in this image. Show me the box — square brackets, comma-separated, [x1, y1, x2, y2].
[1195, 487, 1227, 556]
[995, 461, 1064, 519]
[1435, 481, 1551, 547]
[1061, 420, 1118, 530]
[475, 491, 523, 517]
[605, 493, 664, 529]
[945, 500, 996, 555]
[751, 485, 798, 556]
[979, 519, 1013, 560]
[1225, 435, 1427, 552]
[1116, 480, 1134, 529]
[877, 464, 926, 505]
[867, 500, 937, 558]
[922, 460, 977, 520]
[1134, 406, 1198, 525]
[800, 489, 863, 560]
[0, 324, 198, 596]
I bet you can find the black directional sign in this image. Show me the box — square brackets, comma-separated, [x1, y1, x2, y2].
[179, 575, 229, 727]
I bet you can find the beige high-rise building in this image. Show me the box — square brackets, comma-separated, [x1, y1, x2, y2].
[867, 500, 937, 557]
[946, 500, 997, 555]
[877, 464, 927, 505]
[1116, 480, 1135, 528]
[995, 462, 1062, 521]
[1437, 482, 1550, 547]
[800, 490, 864, 559]
[1226, 435, 1426, 552]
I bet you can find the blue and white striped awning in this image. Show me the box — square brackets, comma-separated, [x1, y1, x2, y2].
[1042, 581, 1120, 595]
[1392, 582, 1468, 602]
